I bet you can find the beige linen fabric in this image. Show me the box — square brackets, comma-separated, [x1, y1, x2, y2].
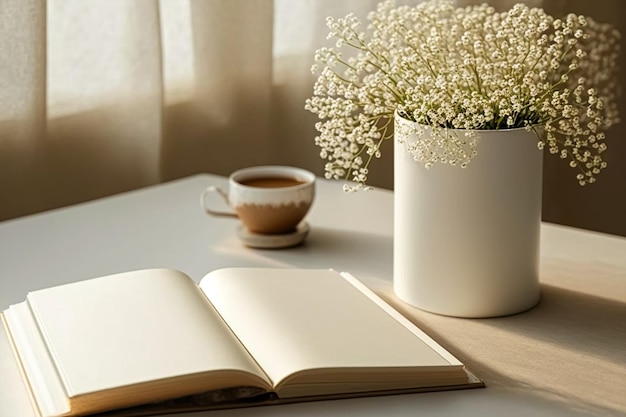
[0, 0, 276, 220]
[0, 0, 47, 218]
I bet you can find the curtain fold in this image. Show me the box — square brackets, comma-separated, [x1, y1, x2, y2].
[160, 0, 274, 181]
[0, 0, 47, 220]
[45, 0, 164, 210]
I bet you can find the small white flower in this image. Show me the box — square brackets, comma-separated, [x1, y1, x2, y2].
[306, 0, 621, 188]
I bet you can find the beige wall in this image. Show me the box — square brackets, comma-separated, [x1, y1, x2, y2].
[540, 0, 626, 237]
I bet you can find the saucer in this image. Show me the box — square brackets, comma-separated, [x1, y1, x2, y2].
[237, 222, 310, 249]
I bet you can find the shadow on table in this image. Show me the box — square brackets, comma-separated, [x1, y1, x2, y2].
[379, 284, 626, 417]
[492, 284, 626, 364]
[480, 285, 626, 416]
[247, 226, 394, 281]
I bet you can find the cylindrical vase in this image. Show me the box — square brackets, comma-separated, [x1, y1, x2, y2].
[393, 114, 543, 317]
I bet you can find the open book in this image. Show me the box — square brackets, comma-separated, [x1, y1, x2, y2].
[1, 268, 483, 417]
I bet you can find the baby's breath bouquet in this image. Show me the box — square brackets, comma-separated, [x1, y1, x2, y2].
[305, 0, 621, 190]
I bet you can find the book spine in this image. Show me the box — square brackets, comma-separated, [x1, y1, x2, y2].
[4, 302, 70, 417]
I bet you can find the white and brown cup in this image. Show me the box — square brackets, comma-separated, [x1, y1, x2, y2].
[201, 166, 315, 235]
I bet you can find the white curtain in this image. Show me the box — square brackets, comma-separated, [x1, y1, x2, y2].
[1, 0, 624, 236]
[0, 0, 387, 220]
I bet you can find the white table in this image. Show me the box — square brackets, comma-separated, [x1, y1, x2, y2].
[1, 174, 625, 417]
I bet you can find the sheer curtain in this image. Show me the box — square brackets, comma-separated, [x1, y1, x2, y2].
[0, 0, 382, 221]
[1, 0, 274, 220]
[1, 0, 624, 235]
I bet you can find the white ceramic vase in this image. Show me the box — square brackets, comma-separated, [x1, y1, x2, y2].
[393, 113, 543, 318]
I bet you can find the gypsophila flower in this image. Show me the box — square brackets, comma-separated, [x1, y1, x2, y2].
[305, 0, 621, 188]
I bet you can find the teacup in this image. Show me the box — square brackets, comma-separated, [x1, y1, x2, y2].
[201, 166, 316, 235]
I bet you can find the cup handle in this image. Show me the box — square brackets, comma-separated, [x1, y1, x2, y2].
[200, 186, 238, 218]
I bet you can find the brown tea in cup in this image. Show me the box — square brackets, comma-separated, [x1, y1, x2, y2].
[201, 166, 315, 235]
[238, 177, 306, 188]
